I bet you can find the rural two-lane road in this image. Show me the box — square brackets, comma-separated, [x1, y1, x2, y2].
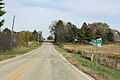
[0, 42, 94, 80]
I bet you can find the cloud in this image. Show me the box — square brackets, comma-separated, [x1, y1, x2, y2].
[63, 0, 120, 15]
[2, 0, 120, 38]
[6, 0, 120, 16]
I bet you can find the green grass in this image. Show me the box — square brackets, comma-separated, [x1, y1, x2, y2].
[0, 42, 43, 61]
[54, 44, 120, 80]
[72, 54, 120, 80]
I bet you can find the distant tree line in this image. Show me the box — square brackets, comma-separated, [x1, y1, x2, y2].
[49, 20, 115, 44]
[47, 35, 53, 40]
[0, 28, 40, 51]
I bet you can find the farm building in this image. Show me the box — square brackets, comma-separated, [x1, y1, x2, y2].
[113, 30, 120, 42]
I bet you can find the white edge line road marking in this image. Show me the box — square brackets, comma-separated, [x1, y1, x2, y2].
[52, 45, 95, 80]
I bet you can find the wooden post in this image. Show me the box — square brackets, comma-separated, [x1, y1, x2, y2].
[91, 51, 94, 62]
[10, 15, 15, 47]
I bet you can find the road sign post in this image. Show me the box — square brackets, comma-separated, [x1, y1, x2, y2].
[90, 38, 102, 63]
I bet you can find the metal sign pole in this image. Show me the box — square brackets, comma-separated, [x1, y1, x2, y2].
[95, 43, 99, 65]
[96, 43, 97, 55]
[90, 38, 102, 63]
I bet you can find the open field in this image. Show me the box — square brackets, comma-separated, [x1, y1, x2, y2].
[62, 43, 120, 69]
[63, 43, 120, 54]
[54, 44, 120, 80]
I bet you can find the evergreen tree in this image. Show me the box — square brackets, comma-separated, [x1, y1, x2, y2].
[0, 0, 6, 31]
[106, 29, 114, 42]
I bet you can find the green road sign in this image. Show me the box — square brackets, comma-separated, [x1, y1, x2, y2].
[91, 40, 102, 44]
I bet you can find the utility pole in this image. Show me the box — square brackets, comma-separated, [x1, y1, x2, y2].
[25, 31, 29, 47]
[38, 31, 42, 43]
[40, 31, 42, 41]
[38, 31, 40, 43]
[10, 15, 15, 47]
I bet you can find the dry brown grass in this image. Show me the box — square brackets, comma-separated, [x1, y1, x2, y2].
[63, 43, 120, 54]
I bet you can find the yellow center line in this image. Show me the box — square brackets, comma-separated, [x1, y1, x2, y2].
[7, 57, 40, 80]
[8, 57, 36, 79]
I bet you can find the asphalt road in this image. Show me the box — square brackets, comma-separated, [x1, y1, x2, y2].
[0, 42, 95, 80]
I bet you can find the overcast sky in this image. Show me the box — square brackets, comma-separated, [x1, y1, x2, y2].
[2, 0, 120, 38]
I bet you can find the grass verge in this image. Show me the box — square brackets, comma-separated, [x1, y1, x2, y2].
[54, 44, 120, 80]
[0, 42, 43, 61]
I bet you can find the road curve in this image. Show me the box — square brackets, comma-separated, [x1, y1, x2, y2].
[0, 42, 95, 80]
